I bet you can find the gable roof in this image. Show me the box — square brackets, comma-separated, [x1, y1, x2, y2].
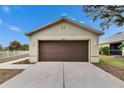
[100, 32, 124, 44]
[25, 17, 104, 36]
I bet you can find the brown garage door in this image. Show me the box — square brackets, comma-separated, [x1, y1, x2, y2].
[39, 41, 88, 62]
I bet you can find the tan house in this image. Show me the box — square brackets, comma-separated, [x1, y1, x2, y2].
[100, 32, 124, 56]
[25, 17, 103, 63]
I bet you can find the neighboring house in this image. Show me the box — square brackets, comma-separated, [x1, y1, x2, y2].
[25, 17, 103, 63]
[100, 32, 124, 56]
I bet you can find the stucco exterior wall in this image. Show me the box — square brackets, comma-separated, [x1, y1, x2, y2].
[28, 21, 99, 63]
[122, 41, 124, 56]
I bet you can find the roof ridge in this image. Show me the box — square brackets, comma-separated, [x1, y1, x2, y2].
[25, 17, 104, 36]
[100, 31, 124, 44]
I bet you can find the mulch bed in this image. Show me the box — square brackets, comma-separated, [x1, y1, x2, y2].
[13, 59, 33, 64]
[94, 63, 124, 81]
[0, 69, 24, 84]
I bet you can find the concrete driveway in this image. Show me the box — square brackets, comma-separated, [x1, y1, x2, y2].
[0, 62, 124, 88]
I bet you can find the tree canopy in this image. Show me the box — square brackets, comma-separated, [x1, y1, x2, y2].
[8, 40, 22, 51]
[0, 44, 3, 51]
[0, 41, 29, 51]
[83, 5, 124, 30]
[21, 44, 29, 50]
[7, 41, 29, 51]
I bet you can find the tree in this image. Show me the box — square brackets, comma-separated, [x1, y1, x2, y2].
[99, 46, 109, 55]
[83, 5, 124, 30]
[4, 47, 9, 51]
[21, 44, 29, 50]
[0, 44, 3, 51]
[8, 40, 21, 51]
[119, 43, 124, 50]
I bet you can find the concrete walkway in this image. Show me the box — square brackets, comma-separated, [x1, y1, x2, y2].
[0, 62, 124, 88]
[0, 57, 32, 69]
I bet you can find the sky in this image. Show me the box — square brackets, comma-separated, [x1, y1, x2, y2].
[0, 5, 124, 47]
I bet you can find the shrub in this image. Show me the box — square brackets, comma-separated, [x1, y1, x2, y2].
[99, 46, 109, 55]
[119, 43, 124, 50]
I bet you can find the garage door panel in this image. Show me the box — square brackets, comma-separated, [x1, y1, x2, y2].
[39, 41, 88, 62]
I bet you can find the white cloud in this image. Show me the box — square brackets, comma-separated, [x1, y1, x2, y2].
[68, 17, 76, 21]
[71, 18, 76, 21]
[0, 19, 3, 26]
[15, 6, 22, 10]
[61, 13, 68, 16]
[9, 26, 21, 32]
[72, 18, 76, 20]
[2, 6, 22, 13]
[3, 6, 11, 13]
[90, 20, 93, 23]
[79, 21, 84, 24]
[0, 19, 21, 32]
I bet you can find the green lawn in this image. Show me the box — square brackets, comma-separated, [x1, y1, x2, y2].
[100, 55, 124, 68]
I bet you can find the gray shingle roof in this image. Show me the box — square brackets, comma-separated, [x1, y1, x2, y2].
[100, 32, 124, 44]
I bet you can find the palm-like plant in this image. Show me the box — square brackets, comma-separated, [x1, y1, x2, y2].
[119, 43, 124, 50]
